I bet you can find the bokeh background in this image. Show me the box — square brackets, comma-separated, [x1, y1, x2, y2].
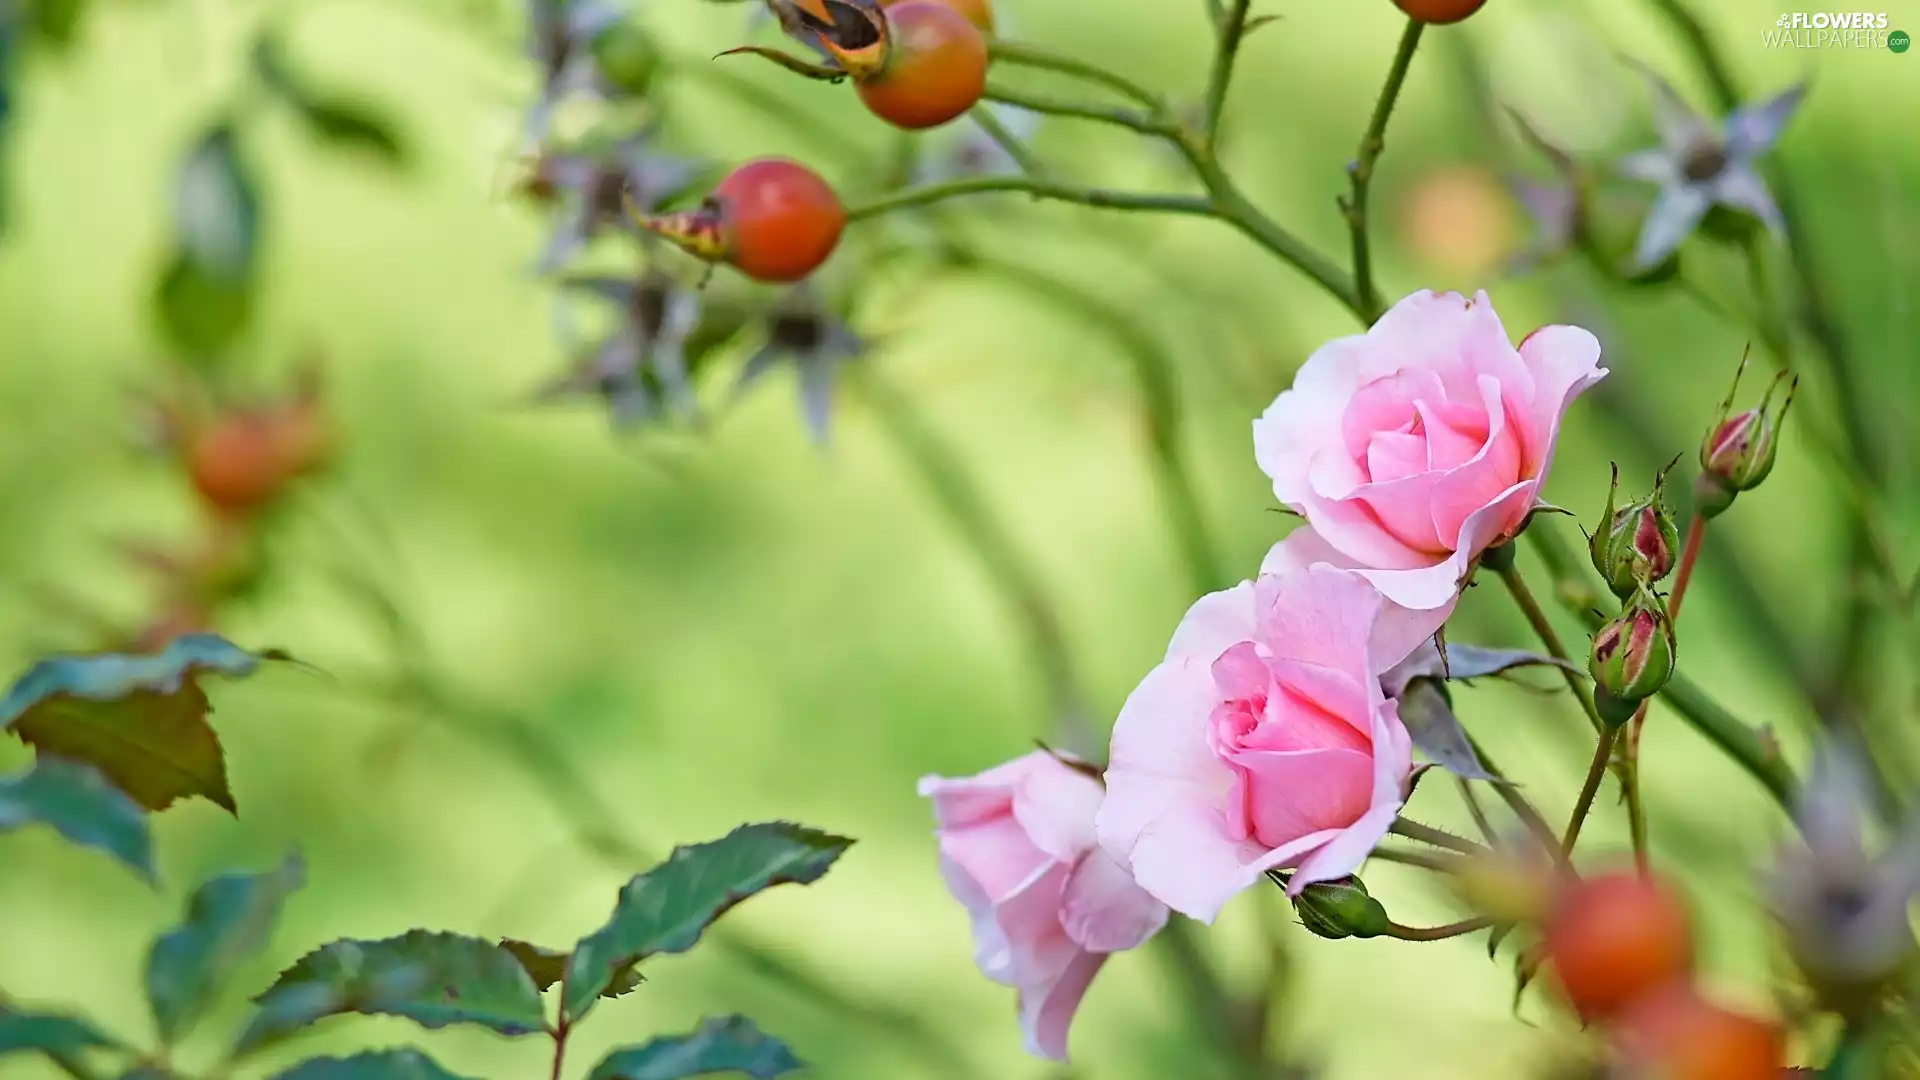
[3, 0, 1917, 1077]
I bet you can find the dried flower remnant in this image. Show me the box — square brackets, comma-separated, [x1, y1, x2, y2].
[1616, 62, 1805, 272]
[528, 132, 702, 274]
[734, 287, 865, 446]
[1769, 742, 1920, 1014]
[534, 268, 703, 429]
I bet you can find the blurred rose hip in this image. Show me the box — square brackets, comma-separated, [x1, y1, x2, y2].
[920, 750, 1167, 1061]
[1611, 983, 1785, 1080]
[1392, 0, 1489, 22]
[1543, 870, 1693, 1023]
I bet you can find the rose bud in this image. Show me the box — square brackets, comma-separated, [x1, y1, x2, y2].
[1589, 585, 1676, 727]
[1588, 462, 1680, 600]
[1290, 875, 1392, 940]
[1695, 347, 1797, 519]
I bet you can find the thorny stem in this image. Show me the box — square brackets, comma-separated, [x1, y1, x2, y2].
[1389, 817, 1489, 856]
[1669, 516, 1706, 622]
[1344, 18, 1426, 321]
[1494, 560, 1605, 734]
[1620, 514, 1706, 872]
[1383, 917, 1495, 943]
[1562, 726, 1618, 857]
[1369, 845, 1465, 874]
[1456, 775, 1500, 847]
[1201, 0, 1253, 149]
[1464, 734, 1564, 863]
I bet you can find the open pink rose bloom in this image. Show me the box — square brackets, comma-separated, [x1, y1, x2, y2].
[1253, 290, 1607, 612]
[1096, 563, 1431, 922]
[919, 751, 1168, 1061]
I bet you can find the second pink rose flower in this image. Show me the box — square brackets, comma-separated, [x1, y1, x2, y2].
[1253, 289, 1607, 612]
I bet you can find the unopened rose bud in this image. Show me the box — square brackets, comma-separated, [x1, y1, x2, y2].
[1590, 586, 1676, 726]
[1588, 462, 1680, 600]
[1291, 875, 1392, 940]
[1695, 347, 1797, 519]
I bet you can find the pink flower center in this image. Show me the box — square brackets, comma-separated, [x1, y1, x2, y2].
[1206, 643, 1375, 846]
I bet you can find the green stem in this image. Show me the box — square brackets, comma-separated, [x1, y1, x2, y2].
[1383, 917, 1494, 942]
[1201, 0, 1252, 149]
[1494, 559, 1605, 734]
[1344, 17, 1425, 321]
[1561, 726, 1618, 856]
[1455, 775, 1499, 847]
[1463, 734, 1564, 860]
[967, 104, 1045, 178]
[845, 173, 1210, 222]
[980, 82, 1169, 135]
[1389, 817, 1488, 856]
[1368, 845, 1464, 874]
[852, 366, 1089, 734]
[986, 39, 1168, 112]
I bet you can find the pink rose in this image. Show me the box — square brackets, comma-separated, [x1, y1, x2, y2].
[919, 751, 1168, 1061]
[1253, 289, 1607, 612]
[1095, 563, 1424, 922]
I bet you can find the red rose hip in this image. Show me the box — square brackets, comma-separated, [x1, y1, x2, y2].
[856, 0, 987, 130]
[1542, 870, 1694, 1023]
[641, 158, 844, 283]
[1392, 0, 1488, 22]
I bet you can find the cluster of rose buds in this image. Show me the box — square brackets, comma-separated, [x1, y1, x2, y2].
[1585, 464, 1681, 723]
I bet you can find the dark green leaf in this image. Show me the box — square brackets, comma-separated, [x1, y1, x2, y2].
[268, 1050, 481, 1080]
[1439, 645, 1582, 683]
[154, 249, 255, 358]
[0, 1007, 122, 1064]
[295, 98, 405, 167]
[251, 33, 404, 167]
[497, 940, 642, 998]
[147, 853, 306, 1043]
[0, 634, 287, 813]
[0, 757, 154, 879]
[587, 1016, 801, 1080]
[27, 0, 84, 49]
[561, 822, 852, 1022]
[239, 931, 548, 1052]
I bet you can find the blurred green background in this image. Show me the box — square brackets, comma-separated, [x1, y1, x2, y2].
[3, 0, 1917, 1076]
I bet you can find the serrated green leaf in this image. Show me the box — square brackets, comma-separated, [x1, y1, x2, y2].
[0, 757, 154, 879]
[0, 1007, 122, 1064]
[0, 634, 286, 814]
[268, 1049, 481, 1080]
[147, 853, 306, 1043]
[586, 1016, 801, 1080]
[561, 822, 853, 1023]
[239, 931, 548, 1052]
[497, 940, 642, 998]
